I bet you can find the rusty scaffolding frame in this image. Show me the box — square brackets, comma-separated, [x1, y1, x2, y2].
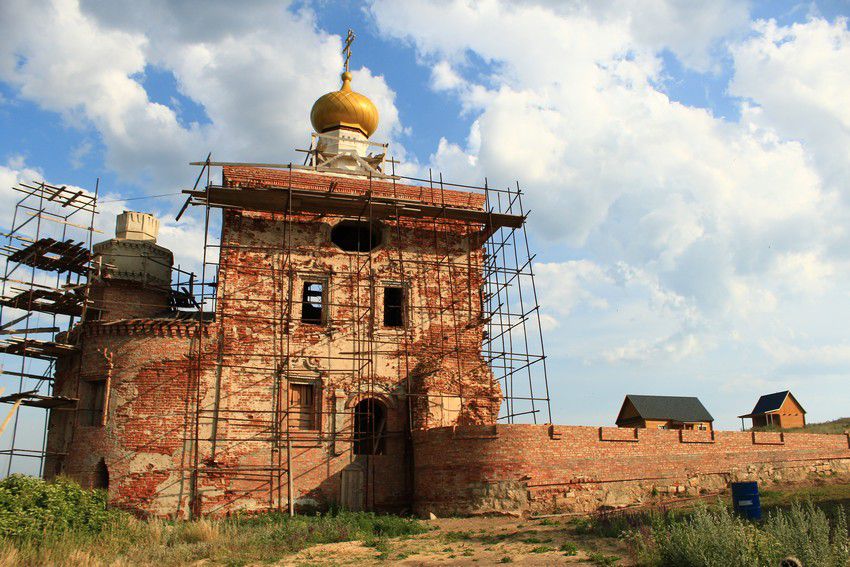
[176, 153, 551, 516]
[0, 180, 99, 476]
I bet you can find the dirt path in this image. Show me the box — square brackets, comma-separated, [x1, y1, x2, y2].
[278, 516, 631, 566]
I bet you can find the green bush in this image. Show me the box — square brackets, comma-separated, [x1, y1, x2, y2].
[652, 506, 778, 567]
[764, 501, 849, 567]
[627, 501, 850, 567]
[0, 474, 124, 539]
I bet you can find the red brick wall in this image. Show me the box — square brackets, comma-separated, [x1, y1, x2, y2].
[49, 167, 850, 519]
[46, 326, 202, 516]
[413, 424, 850, 516]
[189, 163, 497, 514]
[47, 321, 415, 517]
[48, 167, 496, 518]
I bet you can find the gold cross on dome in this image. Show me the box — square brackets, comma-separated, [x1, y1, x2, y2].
[343, 28, 355, 72]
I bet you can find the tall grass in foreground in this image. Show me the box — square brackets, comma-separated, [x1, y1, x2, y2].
[0, 475, 427, 566]
[626, 502, 849, 567]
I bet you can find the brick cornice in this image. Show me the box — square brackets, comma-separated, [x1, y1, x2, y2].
[78, 318, 212, 339]
[222, 167, 487, 210]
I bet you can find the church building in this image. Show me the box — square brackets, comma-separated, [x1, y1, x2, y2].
[44, 51, 544, 517]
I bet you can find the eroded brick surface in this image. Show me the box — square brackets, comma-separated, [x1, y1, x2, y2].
[45, 167, 850, 518]
[413, 424, 850, 516]
[47, 168, 498, 517]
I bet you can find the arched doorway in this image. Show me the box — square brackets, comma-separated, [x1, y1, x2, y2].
[353, 398, 387, 455]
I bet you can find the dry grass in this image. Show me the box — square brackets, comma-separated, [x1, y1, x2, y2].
[0, 546, 20, 567]
[755, 417, 850, 434]
[175, 518, 221, 544]
[2, 477, 849, 565]
[0, 508, 428, 566]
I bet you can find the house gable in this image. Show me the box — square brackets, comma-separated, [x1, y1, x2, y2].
[615, 397, 641, 425]
[780, 392, 806, 415]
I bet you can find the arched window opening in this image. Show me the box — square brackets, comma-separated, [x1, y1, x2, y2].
[94, 458, 109, 490]
[353, 398, 387, 455]
[331, 220, 382, 252]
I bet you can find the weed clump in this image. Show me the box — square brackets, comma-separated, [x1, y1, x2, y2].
[0, 475, 429, 565]
[626, 502, 850, 567]
[651, 505, 776, 566]
[764, 501, 848, 567]
[588, 551, 620, 566]
[0, 474, 124, 538]
[530, 545, 554, 553]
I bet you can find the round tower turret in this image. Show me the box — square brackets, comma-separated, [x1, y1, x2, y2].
[93, 211, 173, 287]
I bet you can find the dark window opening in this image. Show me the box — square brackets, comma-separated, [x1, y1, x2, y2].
[331, 220, 382, 252]
[79, 379, 106, 426]
[94, 458, 109, 490]
[289, 382, 317, 430]
[83, 308, 102, 322]
[383, 286, 404, 327]
[301, 281, 325, 325]
[353, 398, 387, 455]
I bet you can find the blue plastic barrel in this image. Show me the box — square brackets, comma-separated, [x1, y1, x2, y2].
[731, 481, 761, 520]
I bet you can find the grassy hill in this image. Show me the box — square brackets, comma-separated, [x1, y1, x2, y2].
[755, 417, 849, 434]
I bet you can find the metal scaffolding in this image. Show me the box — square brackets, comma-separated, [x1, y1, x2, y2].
[177, 153, 550, 515]
[0, 180, 99, 476]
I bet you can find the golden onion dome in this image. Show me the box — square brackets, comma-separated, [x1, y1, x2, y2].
[310, 71, 379, 138]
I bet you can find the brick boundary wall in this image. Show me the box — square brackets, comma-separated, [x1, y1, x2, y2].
[412, 424, 850, 516]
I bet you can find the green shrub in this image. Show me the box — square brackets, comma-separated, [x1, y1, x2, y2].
[559, 541, 578, 556]
[651, 505, 779, 567]
[624, 525, 658, 566]
[627, 501, 850, 567]
[0, 474, 125, 539]
[530, 545, 554, 553]
[764, 501, 849, 567]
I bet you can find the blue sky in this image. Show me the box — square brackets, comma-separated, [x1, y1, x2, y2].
[0, 0, 849, 467]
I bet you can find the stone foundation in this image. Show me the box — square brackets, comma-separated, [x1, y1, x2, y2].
[413, 424, 850, 516]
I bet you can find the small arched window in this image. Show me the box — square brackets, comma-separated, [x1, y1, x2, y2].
[353, 398, 387, 455]
[331, 221, 382, 252]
